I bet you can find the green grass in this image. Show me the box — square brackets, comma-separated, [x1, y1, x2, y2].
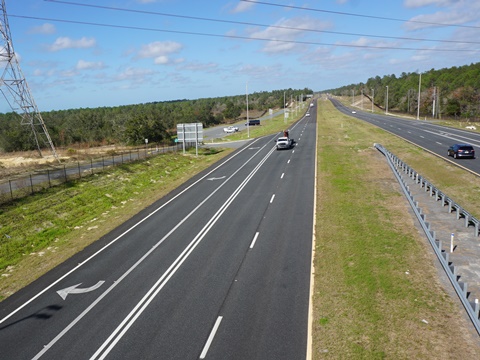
[313, 98, 480, 358]
[1, 98, 479, 357]
[0, 149, 230, 299]
[219, 106, 309, 141]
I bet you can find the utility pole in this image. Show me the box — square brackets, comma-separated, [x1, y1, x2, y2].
[0, 0, 58, 159]
[246, 82, 249, 138]
[417, 73, 422, 120]
[385, 86, 389, 114]
[371, 88, 374, 112]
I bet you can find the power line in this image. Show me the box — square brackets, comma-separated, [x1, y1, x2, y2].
[241, 0, 480, 30]
[44, 0, 480, 45]
[11, 14, 479, 53]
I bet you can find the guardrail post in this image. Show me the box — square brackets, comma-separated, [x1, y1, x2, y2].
[459, 282, 468, 297]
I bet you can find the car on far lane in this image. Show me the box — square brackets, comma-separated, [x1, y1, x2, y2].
[223, 126, 239, 133]
[447, 144, 475, 159]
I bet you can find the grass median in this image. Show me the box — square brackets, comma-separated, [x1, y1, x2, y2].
[312, 99, 480, 358]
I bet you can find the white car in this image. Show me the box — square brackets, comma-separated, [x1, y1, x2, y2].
[223, 126, 238, 133]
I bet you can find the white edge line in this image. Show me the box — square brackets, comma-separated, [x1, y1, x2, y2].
[250, 232, 259, 249]
[200, 316, 223, 359]
[90, 147, 276, 359]
[306, 106, 317, 360]
[0, 139, 260, 325]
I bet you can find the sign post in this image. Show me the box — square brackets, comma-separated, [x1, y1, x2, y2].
[177, 123, 203, 155]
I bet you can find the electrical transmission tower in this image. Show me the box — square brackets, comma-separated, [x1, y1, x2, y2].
[0, 0, 58, 159]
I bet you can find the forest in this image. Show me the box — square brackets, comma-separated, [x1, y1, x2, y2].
[325, 62, 480, 122]
[0, 88, 312, 153]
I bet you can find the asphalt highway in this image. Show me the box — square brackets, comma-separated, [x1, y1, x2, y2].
[329, 97, 480, 176]
[0, 107, 316, 359]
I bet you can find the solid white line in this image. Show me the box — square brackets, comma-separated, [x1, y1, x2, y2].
[0, 139, 261, 326]
[90, 147, 277, 360]
[270, 194, 275, 204]
[200, 316, 223, 359]
[32, 141, 274, 359]
[306, 115, 317, 360]
[250, 232, 259, 249]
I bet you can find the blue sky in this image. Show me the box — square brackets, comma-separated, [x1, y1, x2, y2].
[3, 0, 480, 111]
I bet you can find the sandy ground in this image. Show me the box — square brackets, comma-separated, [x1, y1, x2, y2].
[0, 145, 130, 179]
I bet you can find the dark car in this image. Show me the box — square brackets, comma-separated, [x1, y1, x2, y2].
[245, 119, 261, 126]
[447, 144, 475, 159]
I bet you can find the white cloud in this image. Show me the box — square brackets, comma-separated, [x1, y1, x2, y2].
[137, 41, 183, 64]
[76, 60, 105, 70]
[231, 1, 255, 13]
[115, 67, 155, 82]
[179, 61, 219, 73]
[404, 0, 458, 8]
[403, 0, 480, 30]
[248, 17, 330, 54]
[46, 37, 96, 52]
[28, 23, 55, 35]
[405, 10, 473, 30]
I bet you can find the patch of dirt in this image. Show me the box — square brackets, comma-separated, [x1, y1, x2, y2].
[0, 145, 132, 179]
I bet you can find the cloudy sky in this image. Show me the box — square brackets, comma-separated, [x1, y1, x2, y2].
[3, 0, 480, 111]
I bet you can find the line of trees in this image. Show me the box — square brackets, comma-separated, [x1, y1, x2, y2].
[0, 88, 312, 153]
[325, 62, 480, 121]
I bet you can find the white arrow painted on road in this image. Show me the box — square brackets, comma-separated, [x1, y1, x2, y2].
[57, 281, 105, 300]
[206, 176, 226, 181]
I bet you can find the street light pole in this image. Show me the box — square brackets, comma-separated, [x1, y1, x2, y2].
[417, 73, 421, 120]
[371, 88, 374, 112]
[385, 86, 389, 114]
[246, 82, 249, 138]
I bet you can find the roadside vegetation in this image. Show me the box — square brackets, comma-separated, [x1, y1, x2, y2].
[0, 147, 231, 300]
[313, 98, 480, 358]
[326, 61, 480, 123]
[1, 95, 480, 357]
[0, 104, 306, 300]
[0, 88, 312, 152]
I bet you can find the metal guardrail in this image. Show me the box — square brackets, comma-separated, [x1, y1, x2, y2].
[374, 143, 480, 335]
[376, 144, 480, 237]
